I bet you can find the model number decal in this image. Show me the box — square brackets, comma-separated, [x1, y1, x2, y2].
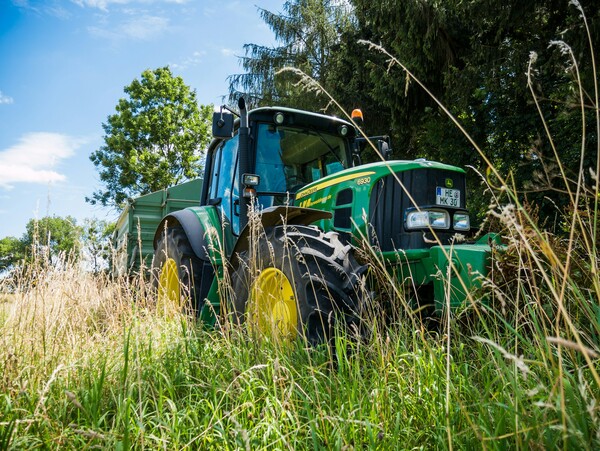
[356, 177, 371, 186]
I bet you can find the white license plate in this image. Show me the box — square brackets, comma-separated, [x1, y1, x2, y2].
[436, 187, 460, 207]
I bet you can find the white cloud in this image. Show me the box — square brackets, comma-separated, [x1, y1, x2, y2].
[170, 50, 206, 70]
[13, 0, 71, 18]
[0, 133, 83, 189]
[72, 0, 134, 11]
[122, 15, 169, 39]
[220, 48, 236, 57]
[89, 15, 170, 40]
[0, 91, 13, 105]
[73, 0, 189, 11]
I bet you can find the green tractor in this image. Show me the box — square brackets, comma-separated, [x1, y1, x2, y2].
[152, 99, 497, 342]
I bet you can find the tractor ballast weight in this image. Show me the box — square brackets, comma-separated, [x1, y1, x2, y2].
[151, 99, 497, 338]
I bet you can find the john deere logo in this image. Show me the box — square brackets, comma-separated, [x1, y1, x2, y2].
[445, 178, 453, 188]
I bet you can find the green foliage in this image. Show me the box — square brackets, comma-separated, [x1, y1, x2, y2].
[22, 215, 82, 265]
[0, 217, 116, 273]
[347, 0, 599, 222]
[228, 0, 354, 108]
[0, 236, 25, 272]
[81, 218, 116, 273]
[88, 67, 213, 207]
[1, 290, 599, 448]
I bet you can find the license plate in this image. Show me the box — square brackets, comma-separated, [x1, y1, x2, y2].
[436, 187, 460, 207]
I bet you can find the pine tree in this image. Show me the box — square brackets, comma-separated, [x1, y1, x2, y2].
[229, 0, 354, 109]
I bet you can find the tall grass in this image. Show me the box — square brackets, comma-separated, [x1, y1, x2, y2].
[2, 181, 599, 447]
[2, 247, 598, 449]
[1, 180, 600, 449]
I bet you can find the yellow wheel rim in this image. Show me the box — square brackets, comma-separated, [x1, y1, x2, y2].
[157, 257, 181, 314]
[249, 268, 297, 340]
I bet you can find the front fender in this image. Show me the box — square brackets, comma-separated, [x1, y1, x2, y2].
[154, 206, 232, 265]
[230, 205, 332, 264]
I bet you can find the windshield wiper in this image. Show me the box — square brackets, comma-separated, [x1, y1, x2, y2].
[313, 129, 344, 167]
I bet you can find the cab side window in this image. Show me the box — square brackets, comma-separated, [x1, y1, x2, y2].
[208, 135, 239, 234]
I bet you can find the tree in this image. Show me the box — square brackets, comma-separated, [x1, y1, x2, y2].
[22, 216, 82, 265]
[228, 0, 354, 109]
[0, 237, 25, 272]
[1, 217, 118, 273]
[81, 219, 115, 274]
[88, 67, 213, 207]
[354, 0, 598, 219]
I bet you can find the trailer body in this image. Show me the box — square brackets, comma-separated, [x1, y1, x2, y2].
[113, 178, 202, 275]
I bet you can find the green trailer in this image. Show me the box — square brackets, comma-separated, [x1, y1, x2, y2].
[113, 178, 203, 276]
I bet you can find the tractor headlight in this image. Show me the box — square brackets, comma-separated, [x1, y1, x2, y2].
[453, 213, 470, 231]
[406, 211, 429, 229]
[406, 210, 450, 230]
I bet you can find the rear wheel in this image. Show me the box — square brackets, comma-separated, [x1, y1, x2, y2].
[230, 225, 366, 345]
[152, 227, 202, 316]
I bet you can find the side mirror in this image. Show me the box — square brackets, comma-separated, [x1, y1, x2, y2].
[377, 140, 392, 160]
[212, 111, 234, 138]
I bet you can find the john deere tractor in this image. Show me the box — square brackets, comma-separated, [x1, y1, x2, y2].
[152, 99, 497, 342]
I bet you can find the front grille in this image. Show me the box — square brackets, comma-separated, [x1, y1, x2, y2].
[368, 168, 465, 251]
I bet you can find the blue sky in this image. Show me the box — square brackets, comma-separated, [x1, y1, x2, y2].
[0, 0, 283, 238]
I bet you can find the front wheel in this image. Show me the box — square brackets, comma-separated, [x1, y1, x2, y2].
[229, 225, 366, 345]
[152, 227, 202, 316]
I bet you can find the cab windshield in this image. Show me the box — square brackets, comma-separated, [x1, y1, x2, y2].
[254, 123, 349, 196]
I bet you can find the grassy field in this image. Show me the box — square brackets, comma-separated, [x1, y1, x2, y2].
[1, 209, 599, 450]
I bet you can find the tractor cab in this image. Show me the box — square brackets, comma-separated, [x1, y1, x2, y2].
[204, 104, 356, 235]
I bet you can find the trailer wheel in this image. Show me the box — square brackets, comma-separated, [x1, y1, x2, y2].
[152, 227, 202, 315]
[230, 225, 366, 345]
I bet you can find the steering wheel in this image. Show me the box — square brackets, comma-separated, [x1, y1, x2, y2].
[286, 176, 305, 192]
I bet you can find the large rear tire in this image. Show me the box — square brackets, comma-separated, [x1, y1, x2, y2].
[152, 227, 203, 316]
[230, 225, 366, 345]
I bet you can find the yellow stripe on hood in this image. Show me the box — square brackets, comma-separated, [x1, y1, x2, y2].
[295, 171, 376, 200]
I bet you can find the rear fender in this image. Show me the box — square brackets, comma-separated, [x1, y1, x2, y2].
[230, 205, 331, 266]
[154, 206, 231, 266]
